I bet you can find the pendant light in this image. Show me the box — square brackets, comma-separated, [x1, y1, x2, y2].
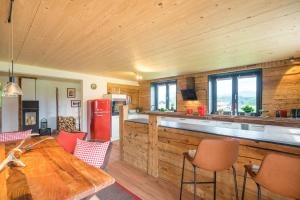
[3, 0, 23, 97]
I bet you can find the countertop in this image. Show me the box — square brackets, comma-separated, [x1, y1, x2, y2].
[125, 118, 300, 148]
[143, 111, 300, 128]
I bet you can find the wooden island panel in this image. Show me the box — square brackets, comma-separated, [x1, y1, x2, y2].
[123, 121, 149, 172]
[121, 117, 299, 200]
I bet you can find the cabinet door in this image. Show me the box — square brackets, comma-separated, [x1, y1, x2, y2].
[92, 113, 111, 141]
[111, 116, 119, 141]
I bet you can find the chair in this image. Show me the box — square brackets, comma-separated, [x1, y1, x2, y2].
[241, 153, 300, 200]
[180, 139, 239, 200]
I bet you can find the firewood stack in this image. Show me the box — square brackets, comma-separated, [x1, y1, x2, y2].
[58, 117, 76, 132]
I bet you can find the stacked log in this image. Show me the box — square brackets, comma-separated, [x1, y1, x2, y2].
[58, 117, 76, 132]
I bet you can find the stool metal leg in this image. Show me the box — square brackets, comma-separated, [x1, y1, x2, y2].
[232, 166, 239, 200]
[213, 171, 217, 200]
[193, 165, 197, 200]
[241, 167, 247, 200]
[256, 183, 261, 200]
[180, 155, 186, 200]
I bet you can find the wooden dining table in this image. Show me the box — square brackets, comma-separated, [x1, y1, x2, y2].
[0, 137, 115, 200]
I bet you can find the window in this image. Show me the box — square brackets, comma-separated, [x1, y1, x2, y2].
[209, 69, 262, 115]
[216, 77, 233, 112]
[151, 81, 177, 111]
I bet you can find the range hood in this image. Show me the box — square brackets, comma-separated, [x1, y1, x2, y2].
[181, 77, 198, 101]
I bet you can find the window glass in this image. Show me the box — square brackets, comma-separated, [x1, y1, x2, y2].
[150, 81, 177, 111]
[216, 78, 232, 112]
[157, 84, 167, 109]
[209, 69, 261, 115]
[238, 76, 257, 112]
[150, 85, 156, 111]
[169, 83, 177, 110]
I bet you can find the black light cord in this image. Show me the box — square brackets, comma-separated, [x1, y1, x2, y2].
[7, 0, 14, 23]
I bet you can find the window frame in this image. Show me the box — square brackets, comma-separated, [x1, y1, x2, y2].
[209, 69, 262, 116]
[151, 80, 177, 111]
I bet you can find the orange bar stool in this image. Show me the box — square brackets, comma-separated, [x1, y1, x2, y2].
[179, 139, 239, 200]
[241, 153, 300, 200]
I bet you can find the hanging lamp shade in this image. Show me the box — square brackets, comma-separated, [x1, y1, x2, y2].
[3, 81, 23, 97]
[2, 62, 23, 97]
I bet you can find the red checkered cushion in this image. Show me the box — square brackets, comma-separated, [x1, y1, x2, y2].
[74, 139, 110, 168]
[0, 130, 32, 143]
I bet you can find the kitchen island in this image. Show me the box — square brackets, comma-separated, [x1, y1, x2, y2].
[119, 107, 300, 200]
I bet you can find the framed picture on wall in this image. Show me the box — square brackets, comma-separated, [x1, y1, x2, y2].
[71, 100, 81, 107]
[67, 88, 76, 98]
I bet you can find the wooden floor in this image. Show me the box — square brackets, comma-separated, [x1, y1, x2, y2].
[107, 141, 193, 200]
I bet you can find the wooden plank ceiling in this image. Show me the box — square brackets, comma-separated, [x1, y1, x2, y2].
[0, 0, 299, 80]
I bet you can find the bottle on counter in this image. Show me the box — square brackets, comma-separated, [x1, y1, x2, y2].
[197, 105, 206, 116]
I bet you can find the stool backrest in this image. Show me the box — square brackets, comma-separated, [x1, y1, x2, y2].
[254, 153, 300, 199]
[192, 139, 239, 171]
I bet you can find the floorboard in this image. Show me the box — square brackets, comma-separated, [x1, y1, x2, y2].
[107, 141, 193, 200]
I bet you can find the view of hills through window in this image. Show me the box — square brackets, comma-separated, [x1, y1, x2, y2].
[216, 76, 257, 113]
[158, 84, 167, 109]
[216, 78, 232, 112]
[238, 76, 257, 112]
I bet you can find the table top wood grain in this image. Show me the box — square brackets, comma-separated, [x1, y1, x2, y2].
[0, 137, 115, 200]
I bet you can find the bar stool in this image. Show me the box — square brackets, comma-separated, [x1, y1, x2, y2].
[179, 139, 239, 200]
[242, 153, 300, 200]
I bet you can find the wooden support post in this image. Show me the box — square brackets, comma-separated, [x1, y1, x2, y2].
[56, 87, 59, 131]
[119, 105, 128, 161]
[148, 114, 160, 177]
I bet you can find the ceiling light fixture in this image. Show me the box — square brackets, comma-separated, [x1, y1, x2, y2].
[135, 73, 143, 80]
[3, 0, 23, 97]
[289, 56, 295, 62]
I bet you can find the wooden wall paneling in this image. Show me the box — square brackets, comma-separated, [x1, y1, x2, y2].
[138, 80, 151, 111]
[138, 59, 300, 117]
[148, 115, 160, 177]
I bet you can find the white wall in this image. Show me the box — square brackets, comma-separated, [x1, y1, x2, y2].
[0, 76, 19, 132]
[22, 78, 81, 130]
[0, 61, 138, 133]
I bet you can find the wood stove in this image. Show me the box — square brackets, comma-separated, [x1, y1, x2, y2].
[22, 101, 39, 132]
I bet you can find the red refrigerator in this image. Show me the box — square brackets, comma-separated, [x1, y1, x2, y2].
[88, 99, 111, 141]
